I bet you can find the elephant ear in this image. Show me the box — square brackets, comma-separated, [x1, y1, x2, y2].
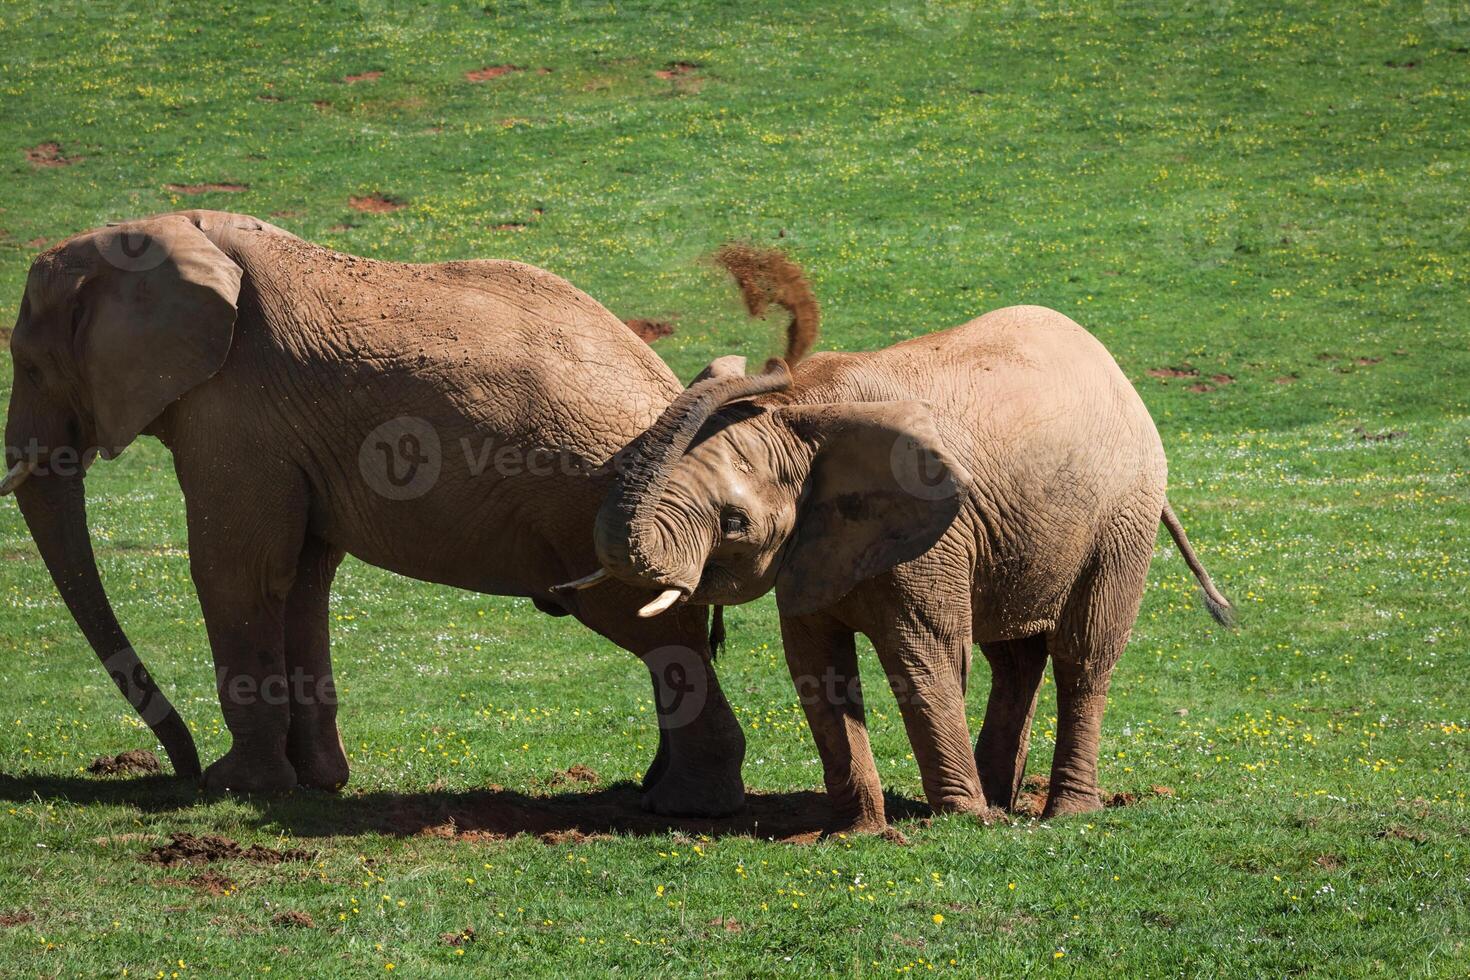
[774, 401, 971, 617]
[76, 215, 242, 457]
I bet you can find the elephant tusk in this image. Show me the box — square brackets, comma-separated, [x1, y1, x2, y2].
[638, 588, 685, 618]
[0, 459, 36, 496]
[550, 568, 609, 592]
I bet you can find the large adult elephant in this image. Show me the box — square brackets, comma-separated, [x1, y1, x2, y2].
[1, 209, 749, 814]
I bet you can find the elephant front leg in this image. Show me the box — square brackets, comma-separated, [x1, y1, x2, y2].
[198, 585, 298, 794]
[870, 610, 987, 818]
[283, 537, 349, 791]
[184, 471, 305, 795]
[782, 614, 886, 834]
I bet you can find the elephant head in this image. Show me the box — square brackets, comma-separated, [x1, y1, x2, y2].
[567, 357, 972, 619]
[1, 213, 245, 776]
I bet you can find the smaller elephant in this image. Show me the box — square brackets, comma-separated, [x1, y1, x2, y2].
[560, 304, 1232, 830]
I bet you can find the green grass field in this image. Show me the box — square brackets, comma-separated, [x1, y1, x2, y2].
[1, 0, 1467, 975]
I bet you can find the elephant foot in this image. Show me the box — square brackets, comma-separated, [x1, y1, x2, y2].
[202, 745, 297, 795]
[288, 728, 350, 792]
[1041, 787, 1103, 820]
[930, 793, 989, 817]
[641, 768, 745, 818]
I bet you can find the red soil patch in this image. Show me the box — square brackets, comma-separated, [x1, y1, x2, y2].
[271, 910, 315, 928]
[1185, 383, 1216, 393]
[1151, 785, 1176, 797]
[711, 243, 820, 364]
[1352, 425, 1406, 442]
[166, 182, 248, 194]
[88, 749, 161, 776]
[1354, 356, 1381, 366]
[162, 870, 237, 896]
[441, 926, 476, 947]
[343, 70, 383, 84]
[655, 61, 701, 79]
[552, 764, 601, 786]
[1210, 374, 1235, 385]
[1104, 791, 1137, 808]
[709, 918, 742, 933]
[465, 65, 523, 81]
[141, 833, 315, 867]
[0, 910, 36, 927]
[1146, 365, 1198, 379]
[349, 193, 405, 213]
[26, 142, 78, 167]
[624, 318, 677, 342]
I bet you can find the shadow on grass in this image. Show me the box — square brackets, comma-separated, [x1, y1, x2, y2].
[0, 772, 930, 843]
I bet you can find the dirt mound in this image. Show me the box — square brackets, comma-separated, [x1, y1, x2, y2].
[711, 243, 819, 364]
[0, 910, 36, 927]
[465, 65, 522, 81]
[624, 318, 676, 342]
[88, 749, 161, 776]
[655, 61, 700, 79]
[349, 194, 405, 213]
[26, 142, 78, 167]
[141, 833, 315, 867]
[166, 183, 248, 194]
[182, 870, 237, 895]
[271, 910, 314, 928]
[554, 764, 601, 786]
[441, 926, 476, 946]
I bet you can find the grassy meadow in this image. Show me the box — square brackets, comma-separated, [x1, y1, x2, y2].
[0, 0, 1467, 975]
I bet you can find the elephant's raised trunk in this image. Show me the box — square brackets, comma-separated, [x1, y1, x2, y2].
[14, 472, 201, 777]
[593, 361, 793, 588]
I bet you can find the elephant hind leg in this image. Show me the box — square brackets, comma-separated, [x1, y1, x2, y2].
[1042, 533, 1152, 819]
[283, 536, 349, 791]
[975, 635, 1048, 810]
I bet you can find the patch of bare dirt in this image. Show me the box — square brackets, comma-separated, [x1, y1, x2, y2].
[1354, 356, 1382, 366]
[624, 318, 677, 342]
[491, 221, 527, 231]
[655, 61, 701, 79]
[162, 870, 237, 896]
[88, 749, 161, 776]
[1353, 425, 1407, 442]
[708, 917, 742, 933]
[166, 183, 248, 194]
[257, 93, 283, 103]
[1146, 365, 1198, 379]
[26, 142, 79, 167]
[141, 833, 315, 867]
[1210, 374, 1235, 385]
[551, 764, 601, 786]
[441, 926, 476, 947]
[271, 910, 314, 928]
[465, 65, 524, 81]
[349, 193, 405, 213]
[312, 100, 332, 110]
[1151, 785, 1176, 797]
[1185, 382, 1216, 393]
[711, 243, 820, 364]
[0, 910, 36, 927]
[1105, 791, 1137, 808]
[343, 70, 383, 84]
[1374, 824, 1429, 843]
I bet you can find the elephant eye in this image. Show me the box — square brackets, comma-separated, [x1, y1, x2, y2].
[720, 510, 749, 537]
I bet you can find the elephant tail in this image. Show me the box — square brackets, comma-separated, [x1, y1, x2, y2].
[1161, 501, 1235, 628]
